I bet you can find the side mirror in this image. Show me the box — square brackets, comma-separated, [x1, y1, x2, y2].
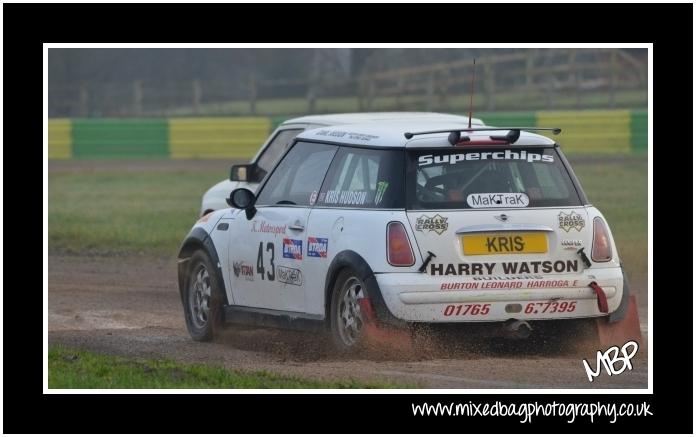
[227, 188, 257, 219]
[230, 163, 260, 182]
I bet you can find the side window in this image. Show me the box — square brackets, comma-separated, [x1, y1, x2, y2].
[316, 147, 405, 209]
[255, 128, 304, 179]
[256, 142, 337, 207]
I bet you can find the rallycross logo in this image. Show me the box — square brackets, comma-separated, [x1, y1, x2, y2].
[415, 214, 449, 235]
[558, 211, 585, 232]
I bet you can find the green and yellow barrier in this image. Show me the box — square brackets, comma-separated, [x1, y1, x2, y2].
[47, 109, 648, 159]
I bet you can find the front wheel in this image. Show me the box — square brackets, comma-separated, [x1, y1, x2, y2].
[329, 269, 368, 353]
[183, 250, 223, 341]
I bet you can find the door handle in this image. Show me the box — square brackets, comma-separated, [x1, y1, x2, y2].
[288, 223, 305, 231]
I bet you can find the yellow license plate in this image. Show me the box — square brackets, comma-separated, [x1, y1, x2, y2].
[462, 233, 548, 255]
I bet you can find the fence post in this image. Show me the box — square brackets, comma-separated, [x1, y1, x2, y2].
[249, 76, 257, 115]
[193, 79, 202, 115]
[133, 80, 143, 116]
[425, 73, 434, 111]
[78, 83, 89, 117]
[484, 61, 495, 111]
[526, 50, 535, 102]
[570, 49, 581, 109]
[609, 50, 617, 108]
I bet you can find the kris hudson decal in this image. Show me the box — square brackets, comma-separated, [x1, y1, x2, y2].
[415, 214, 448, 235]
[282, 239, 303, 260]
[322, 190, 368, 206]
[374, 181, 389, 205]
[430, 260, 579, 276]
[418, 150, 554, 167]
[467, 193, 529, 208]
[276, 266, 303, 286]
[252, 220, 287, 236]
[558, 211, 585, 232]
[232, 261, 254, 281]
[307, 237, 328, 258]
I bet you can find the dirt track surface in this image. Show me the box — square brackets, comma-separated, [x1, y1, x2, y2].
[48, 254, 649, 389]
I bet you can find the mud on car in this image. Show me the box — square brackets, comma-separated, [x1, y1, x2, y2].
[178, 121, 630, 352]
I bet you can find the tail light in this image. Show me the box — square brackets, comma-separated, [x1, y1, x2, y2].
[387, 222, 415, 266]
[591, 217, 613, 262]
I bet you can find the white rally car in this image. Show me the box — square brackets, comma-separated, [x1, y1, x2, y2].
[199, 112, 484, 216]
[178, 121, 630, 351]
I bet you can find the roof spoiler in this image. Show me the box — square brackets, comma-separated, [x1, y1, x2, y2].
[404, 127, 561, 145]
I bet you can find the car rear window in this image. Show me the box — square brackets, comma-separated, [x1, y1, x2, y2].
[407, 147, 582, 210]
[315, 146, 405, 209]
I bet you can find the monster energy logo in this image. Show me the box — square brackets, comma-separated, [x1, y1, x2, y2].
[375, 181, 389, 205]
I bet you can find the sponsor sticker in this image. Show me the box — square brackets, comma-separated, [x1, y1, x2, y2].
[251, 220, 287, 236]
[276, 266, 303, 286]
[415, 214, 449, 235]
[418, 149, 554, 167]
[558, 211, 585, 232]
[232, 261, 254, 281]
[321, 190, 368, 206]
[307, 237, 328, 258]
[467, 192, 529, 208]
[309, 191, 318, 206]
[314, 130, 379, 141]
[440, 279, 580, 290]
[282, 238, 303, 260]
[374, 181, 389, 205]
[560, 239, 584, 250]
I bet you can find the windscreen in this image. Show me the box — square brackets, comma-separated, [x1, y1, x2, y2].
[407, 147, 582, 210]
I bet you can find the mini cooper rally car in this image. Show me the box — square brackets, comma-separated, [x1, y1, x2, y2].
[178, 121, 634, 351]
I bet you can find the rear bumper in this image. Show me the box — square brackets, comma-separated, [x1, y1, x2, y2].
[375, 267, 624, 323]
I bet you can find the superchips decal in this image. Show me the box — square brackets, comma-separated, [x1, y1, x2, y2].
[558, 211, 585, 232]
[415, 214, 448, 235]
[467, 193, 529, 208]
[418, 150, 554, 167]
[282, 238, 303, 260]
[276, 266, 303, 286]
[429, 260, 579, 276]
[307, 237, 328, 258]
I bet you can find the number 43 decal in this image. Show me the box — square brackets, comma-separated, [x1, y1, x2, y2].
[257, 242, 275, 281]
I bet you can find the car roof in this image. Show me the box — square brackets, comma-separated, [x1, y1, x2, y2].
[295, 121, 557, 148]
[281, 112, 485, 126]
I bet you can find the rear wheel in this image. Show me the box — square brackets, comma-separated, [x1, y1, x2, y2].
[183, 250, 223, 341]
[329, 269, 367, 353]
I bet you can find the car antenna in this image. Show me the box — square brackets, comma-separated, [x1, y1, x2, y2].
[468, 58, 476, 129]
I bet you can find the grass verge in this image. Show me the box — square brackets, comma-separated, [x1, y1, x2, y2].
[48, 345, 410, 389]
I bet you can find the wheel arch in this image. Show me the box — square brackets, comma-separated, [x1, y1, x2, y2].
[177, 227, 229, 305]
[323, 250, 404, 328]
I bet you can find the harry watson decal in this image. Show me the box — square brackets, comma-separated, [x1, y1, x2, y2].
[430, 260, 579, 276]
[418, 149, 554, 167]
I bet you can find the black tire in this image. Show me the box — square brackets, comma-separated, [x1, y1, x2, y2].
[329, 269, 369, 353]
[183, 249, 224, 341]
